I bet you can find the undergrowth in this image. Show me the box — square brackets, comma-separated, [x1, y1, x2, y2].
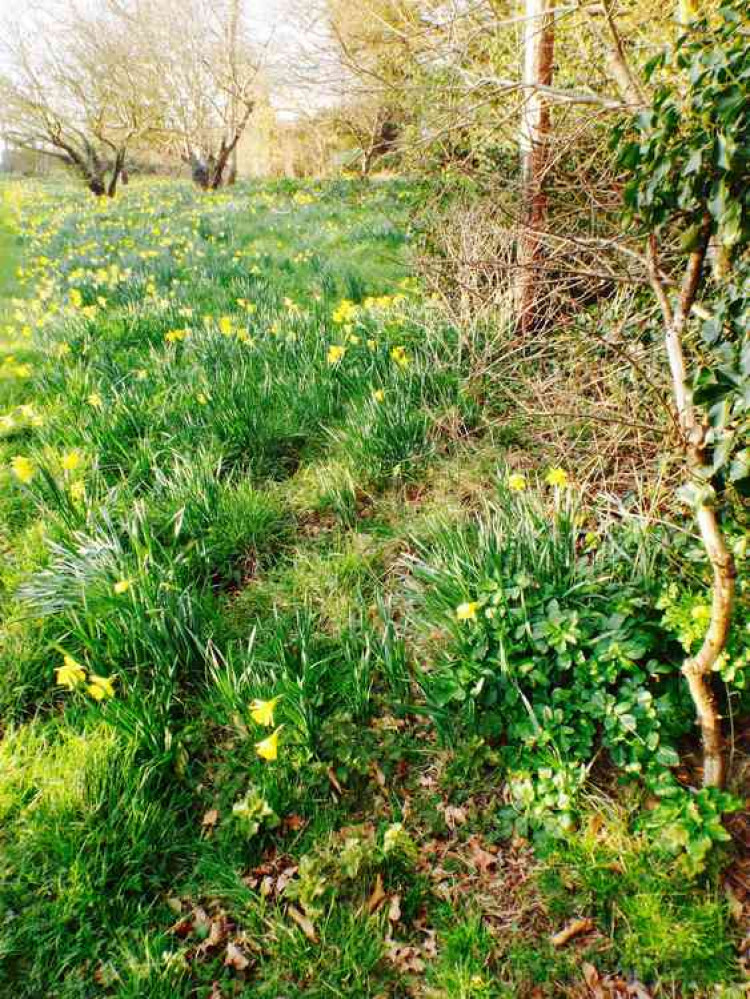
[0, 177, 746, 998]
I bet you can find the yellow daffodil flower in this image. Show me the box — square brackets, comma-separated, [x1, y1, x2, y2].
[87, 674, 116, 700]
[70, 480, 86, 502]
[390, 346, 409, 369]
[255, 726, 282, 761]
[250, 697, 280, 727]
[60, 451, 82, 472]
[508, 473, 527, 491]
[88, 392, 103, 408]
[113, 579, 131, 595]
[456, 601, 479, 622]
[56, 654, 86, 689]
[545, 467, 569, 488]
[327, 344, 346, 365]
[10, 455, 35, 484]
[372, 389, 385, 403]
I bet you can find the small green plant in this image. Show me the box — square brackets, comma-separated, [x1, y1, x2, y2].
[408, 477, 689, 832]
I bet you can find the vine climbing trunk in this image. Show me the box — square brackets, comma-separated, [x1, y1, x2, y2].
[515, 0, 555, 334]
[648, 220, 736, 788]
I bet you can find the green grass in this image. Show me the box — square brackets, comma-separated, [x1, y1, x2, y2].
[0, 175, 743, 998]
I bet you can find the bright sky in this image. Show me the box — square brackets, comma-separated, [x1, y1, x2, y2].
[0, 0, 327, 112]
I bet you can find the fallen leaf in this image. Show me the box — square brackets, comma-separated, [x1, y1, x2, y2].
[93, 963, 119, 987]
[202, 808, 219, 829]
[387, 894, 401, 923]
[422, 929, 438, 959]
[275, 865, 298, 894]
[165, 896, 183, 914]
[169, 917, 194, 939]
[371, 762, 386, 787]
[367, 873, 387, 914]
[551, 917, 594, 948]
[282, 814, 306, 832]
[443, 804, 467, 830]
[198, 919, 227, 954]
[386, 941, 425, 974]
[582, 962, 599, 989]
[224, 941, 249, 971]
[327, 767, 343, 795]
[288, 905, 318, 943]
[467, 836, 498, 875]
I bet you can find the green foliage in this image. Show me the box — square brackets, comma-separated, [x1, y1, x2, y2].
[618, 2, 748, 243]
[0, 176, 742, 997]
[539, 799, 740, 988]
[617, 0, 750, 493]
[285, 822, 417, 919]
[639, 778, 741, 877]
[409, 478, 688, 832]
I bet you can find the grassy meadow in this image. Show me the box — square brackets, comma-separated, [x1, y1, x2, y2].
[0, 177, 746, 998]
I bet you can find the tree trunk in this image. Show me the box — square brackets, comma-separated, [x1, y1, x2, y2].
[86, 174, 106, 196]
[227, 0, 241, 185]
[647, 222, 736, 788]
[515, 0, 555, 334]
[106, 150, 126, 198]
[189, 152, 211, 189]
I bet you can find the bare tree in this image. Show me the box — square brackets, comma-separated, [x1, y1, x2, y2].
[0, 3, 163, 196]
[131, 0, 260, 189]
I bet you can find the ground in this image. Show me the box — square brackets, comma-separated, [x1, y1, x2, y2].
[0, 177, 745, 998]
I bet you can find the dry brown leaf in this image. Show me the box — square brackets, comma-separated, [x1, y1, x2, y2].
[443, 804, 467, 830]
[582, 962, 599, 988]
[224, 941, 249, 971]
[387, 894, 401, 923]
[327, 767, 343, 795]
[199, 919, 227, 954]
[370, 761, 386, 787]
[202, 808, 219, 829]
[282, 814, 306, 832]
[386, 942, 425, 974]
[551, 917, 594, 948]
[421, 929, 438, 959]
[165, 896, 183, 914]
[275, 865, 298, 894]
[168, 917, 194, 938]
[467, 836, 498, 875]
[288, 905, 318, 943]
[367, 873, 387, 914]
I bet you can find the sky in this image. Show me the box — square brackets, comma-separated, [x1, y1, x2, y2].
[0, 0, 333, 122]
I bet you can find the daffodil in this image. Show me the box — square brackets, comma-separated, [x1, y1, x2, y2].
[70, 480, 86, 502]
[87, 674, 116, 700]
[10, 455, 35, 484]
[327, 344, 346, 365]
[88, 392, 103, 408]
[165, 328, 189, 343]
[255, 726, 282, 761]
[250, 696, 280, 727]
[56, 654, 86, 689]
[390, 345, 409, 369]
[113, 579, 131, 595]
[508, 473, 527, 491]
[545, 467, 569, 488]
[456, 601, 479, 622]
[372, 389, 385, 403]
[60, 450, 82, 472]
